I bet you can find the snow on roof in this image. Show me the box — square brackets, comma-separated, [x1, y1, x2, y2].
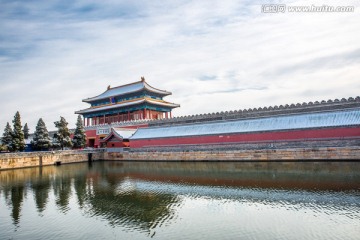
[130, 109, 360, 139]
[113, 128, 137, 139]
[75, 98, 179, 115]
[83, 80, 171, 102]
[101, 127, 137, 142]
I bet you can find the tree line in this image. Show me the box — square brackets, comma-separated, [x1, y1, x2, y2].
[1, 112, 86, 152]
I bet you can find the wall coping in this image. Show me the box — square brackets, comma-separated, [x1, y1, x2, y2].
[84, 96, 360, 129]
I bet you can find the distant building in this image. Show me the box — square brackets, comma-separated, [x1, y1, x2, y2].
[76, 77, 179, 148]
[76, 77, 360, 150]
[75, 77, 180, 126]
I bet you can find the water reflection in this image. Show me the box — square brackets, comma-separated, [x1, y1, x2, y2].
[0, 161, 359, 239]
[53, 177, 72, 212]
[74, 173, 88, 209]
[2, 184, 25, 225]
[31, 174, 51, 213]
[87, 178, 178, 231]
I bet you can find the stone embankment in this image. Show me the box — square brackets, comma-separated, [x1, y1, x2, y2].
[1, 147, 359, 171]
[106, 146, 360, 161]
[0, 150, 102, 170]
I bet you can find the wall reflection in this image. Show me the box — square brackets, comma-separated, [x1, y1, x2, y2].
[0, 161, 359, 229]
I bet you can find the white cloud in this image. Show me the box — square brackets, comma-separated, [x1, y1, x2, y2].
[0, 0, 359, 133]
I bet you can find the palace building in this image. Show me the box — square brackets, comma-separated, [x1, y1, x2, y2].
[75, 77, 180, 127]
[76, 77, 360, 149]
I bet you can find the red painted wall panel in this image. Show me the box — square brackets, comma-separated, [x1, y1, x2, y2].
[85, 129, 98, 147]
[106, 141, 125, 148]
[84, 123, 149, 148]
[130, 126, 360, 148]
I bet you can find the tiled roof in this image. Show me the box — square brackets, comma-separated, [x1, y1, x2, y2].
[75, 98, 180, 114]
[83, 80, 171, 102]
[130, 109, 360, 139]
[101, 128, 137, 141]
[113, 128, 136, 139]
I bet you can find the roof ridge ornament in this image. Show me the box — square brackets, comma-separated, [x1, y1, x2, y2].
[141, 76, 145, 82]
[107, 85, 111, 90]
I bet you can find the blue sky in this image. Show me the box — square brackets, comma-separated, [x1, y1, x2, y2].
[0, 0, 359, 132]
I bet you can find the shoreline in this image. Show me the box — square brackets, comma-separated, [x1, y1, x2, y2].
[0, 146, 359, 171]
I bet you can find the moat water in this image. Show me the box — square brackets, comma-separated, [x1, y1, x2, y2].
[0, 161, 359, 240]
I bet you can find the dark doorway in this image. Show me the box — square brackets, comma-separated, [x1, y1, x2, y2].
[88, 139, 95, 147]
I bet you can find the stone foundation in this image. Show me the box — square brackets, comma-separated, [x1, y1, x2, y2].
[1, 147, 359, 171]
[105, 147, 360, 161]
[0, 151, 103, 170]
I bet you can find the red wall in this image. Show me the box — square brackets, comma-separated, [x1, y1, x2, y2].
[85, 129, 98, 147]
[130, 126, 360, 148]
[85, 123, 148, 148]
[106, 141, 125, 148]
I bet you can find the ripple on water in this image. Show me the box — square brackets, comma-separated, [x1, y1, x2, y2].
[1, 162, 360, 240]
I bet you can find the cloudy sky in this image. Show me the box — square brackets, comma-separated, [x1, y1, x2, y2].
[0, 0, 359, 132]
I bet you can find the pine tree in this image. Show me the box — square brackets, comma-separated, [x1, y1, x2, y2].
[54, 116, 73, 150]
[11, 111, 25, 152]
[31, 118, 51, 151]
[23, 123, 30, 140]
[51, 133, 61, 150]
[1, 122, 13, 152]
[72, 115, 86, 149]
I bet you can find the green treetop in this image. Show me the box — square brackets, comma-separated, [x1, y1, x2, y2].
[72, 115, 86, 149]
[31, 118, 51, 151]
[1, 122, 13, 151]
[11, 111, 25, 151]
[23, 123, 30, 140]
[54, 116, 73, 150]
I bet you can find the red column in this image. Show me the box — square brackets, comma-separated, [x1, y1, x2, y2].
[170, 111, 172, 118]
[104, 115, 106, 124]
[83, 117, 86, 126]
[87, 118, 89, 126]
[143, 108, 146, 120]
[128, 111, 130, 121]
[165, 112, 168, 119]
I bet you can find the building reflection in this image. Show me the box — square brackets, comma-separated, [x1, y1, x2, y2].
[87, 176, 178, 231]
[72, 165, 179, 232]
[0, 161, 359, 229]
